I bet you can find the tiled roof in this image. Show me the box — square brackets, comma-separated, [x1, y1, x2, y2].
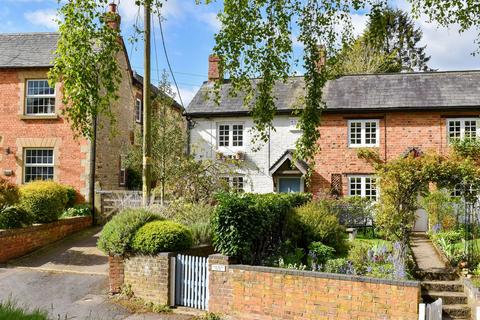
[0, 33, 59, 68]
[187, 71, 480, 115]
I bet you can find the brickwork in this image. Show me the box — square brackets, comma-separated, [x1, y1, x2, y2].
[108, 255, 125, 294]
[0, 216, 92, 263]
[123, 253, 173, 305]
[209, 254, 420, 320]
[311, 110, 480, 196]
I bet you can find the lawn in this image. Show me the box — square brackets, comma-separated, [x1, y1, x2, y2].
[0, 300, 48, 320]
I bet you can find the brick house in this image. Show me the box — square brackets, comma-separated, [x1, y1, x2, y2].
[187, 56, 480, 208]
[0, 8, 179, 200]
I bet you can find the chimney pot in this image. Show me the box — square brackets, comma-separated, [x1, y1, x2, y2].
[208, 54, 223, 82]
[106, 3, 121, 31]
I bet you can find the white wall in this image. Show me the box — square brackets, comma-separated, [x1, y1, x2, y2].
[189, 115, 302, 193]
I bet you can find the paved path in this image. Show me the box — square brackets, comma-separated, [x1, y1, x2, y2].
[410, 233, 449, 273]
[8, 227, 108, 275]
[0, 227, 193, 319]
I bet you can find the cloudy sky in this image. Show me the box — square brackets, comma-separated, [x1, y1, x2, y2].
[1, 0, 479, 106]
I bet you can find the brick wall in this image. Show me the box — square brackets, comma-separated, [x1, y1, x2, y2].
[209, 254, 421, 320]
[311, 110, 480, 196]
[0, 216, 92, 263]
[123, 253, 173, 305]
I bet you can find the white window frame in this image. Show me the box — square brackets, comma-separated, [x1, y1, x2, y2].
[135, 98, 142, 123]
[348, 175, 378, 201]
[446, 118, 479, 143]
[217, 122, 245, 150]
[25, 79, 56, 115]
[221, 176, 245, 193]
[348, 119, 380, 148]
[23, 148, 55, 183]
[289, 117, 302, 132]
[119, 155, 127, 187]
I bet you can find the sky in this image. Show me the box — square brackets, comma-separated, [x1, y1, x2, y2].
[1, 0, 479, 107]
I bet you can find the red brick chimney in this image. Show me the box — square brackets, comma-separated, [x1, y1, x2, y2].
[106, 3, 121, 31]
[208, 54, 223, 82]
[315, 45, 326, 72]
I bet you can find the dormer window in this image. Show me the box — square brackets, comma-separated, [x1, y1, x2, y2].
[26, 80, 55, 115]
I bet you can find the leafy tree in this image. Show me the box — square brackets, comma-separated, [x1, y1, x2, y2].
[329, 36, 401, 76]
[125, 72, 186, 204]
[364, 7, 431, 71]
[49, 0, 121, 138]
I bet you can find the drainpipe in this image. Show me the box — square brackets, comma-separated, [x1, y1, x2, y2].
[89, 115, 97, 226]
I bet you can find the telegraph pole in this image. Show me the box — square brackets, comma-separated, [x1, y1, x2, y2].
[142, 0, 152, 207]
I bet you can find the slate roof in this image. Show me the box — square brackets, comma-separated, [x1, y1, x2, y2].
[0, 33, 59, 68]
[187, 70, 480, 116]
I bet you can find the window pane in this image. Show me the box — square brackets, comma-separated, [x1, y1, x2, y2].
[232, 177, 244, 193]
[365, 121, 377, 145]
[26, 80, 55, 115]
[448, 120, 461, 142]
[218, 125, 230, 147]
[24, 149, 54, 183]
[349, 122, 362, 145]
[349, 177, 362, 196]
[135, 100, 142, 123]
[365, 177, 377, 200]
[464, 120, 477, 139]
[232, 125, 243, 147]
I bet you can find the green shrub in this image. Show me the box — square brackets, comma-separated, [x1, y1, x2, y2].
[212, 192, 310, 264]
[0, 206, 31, 229]
[97, 208, 161, 255]
[65, 185, 78, 208]
[131, 220, 193, 254]
[324, 258, 350, 273]
[61, 203, 91, 218]
[0, 300, 48, 320]
[308, 241, 335, 265]
[160, 200, 214, 245]
[0, 177, 19, 207]
[347, 242, 370, 274]
[290, 200, 346, 252]
[18, 181, 69, 223]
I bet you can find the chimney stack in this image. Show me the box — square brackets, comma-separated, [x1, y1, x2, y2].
[208, 54, 223, 82]
[315, 45, 326, 72]
[106, 3, 121, 31]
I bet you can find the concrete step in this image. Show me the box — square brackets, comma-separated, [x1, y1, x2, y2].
[421, 281, 464, 292]
[442, 304, 471, 319]
[422, 290, 468, 305]
[416, 270, 458, 281]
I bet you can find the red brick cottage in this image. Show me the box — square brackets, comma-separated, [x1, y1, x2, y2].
[0, 28, 144, 200]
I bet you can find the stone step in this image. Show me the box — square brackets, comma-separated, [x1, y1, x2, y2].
[422, 290, 468, 305]
[416, 270, 458, 281]
[442, 304, 471, 319]
[421, 281, 464, 292]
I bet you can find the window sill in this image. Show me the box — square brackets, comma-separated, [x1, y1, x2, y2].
[348, 145, 379, 148]
[19, 114, 59, 120]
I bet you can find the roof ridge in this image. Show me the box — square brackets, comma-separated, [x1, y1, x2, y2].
[0, 32, 59, 36]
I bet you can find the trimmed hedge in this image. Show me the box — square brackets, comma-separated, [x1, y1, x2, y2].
[131, 220, 193, 254]
[18, 181, 69, 223]
[0, 206, 31, 229]
[97, 208, 161, 256]
[212, 192, 311, 264]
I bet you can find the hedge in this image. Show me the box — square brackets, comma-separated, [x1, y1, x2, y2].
[211, 192, 311, 264]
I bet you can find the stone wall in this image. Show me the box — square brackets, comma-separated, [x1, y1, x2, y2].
[0, 216, 92, 263]
[208, 254, 421, 320]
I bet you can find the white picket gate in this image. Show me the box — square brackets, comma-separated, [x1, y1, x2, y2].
[174, 254, 208, 310]
[419, 298, 442, 320]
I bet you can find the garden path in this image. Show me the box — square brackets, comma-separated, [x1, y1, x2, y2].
[410, 233, 449, 273]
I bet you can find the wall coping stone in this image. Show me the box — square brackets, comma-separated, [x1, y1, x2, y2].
[0, 216, 92, 238]
[228, 264, 420, 287]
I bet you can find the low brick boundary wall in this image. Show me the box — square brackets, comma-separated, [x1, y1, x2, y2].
[109, 253, 173, 305]
[0, 216, 92, 263]
[209, 254, 421, 320]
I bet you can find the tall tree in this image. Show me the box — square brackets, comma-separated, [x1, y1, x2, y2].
[364, 7, 432, 71]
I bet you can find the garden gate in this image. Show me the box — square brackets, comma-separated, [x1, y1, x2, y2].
[174, 254, 209, 310]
